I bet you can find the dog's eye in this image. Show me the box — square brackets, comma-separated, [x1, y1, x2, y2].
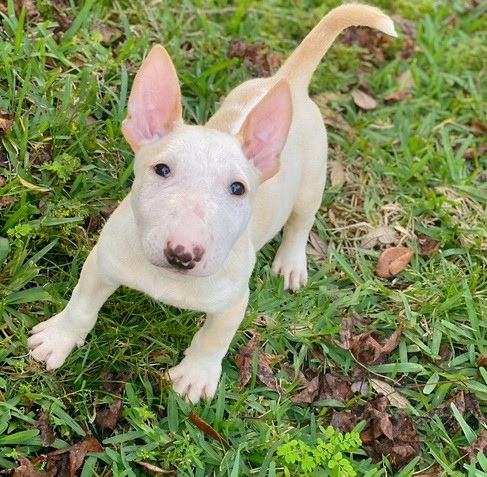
[154, 163, 171, 178]
[229, 182, 245, 196]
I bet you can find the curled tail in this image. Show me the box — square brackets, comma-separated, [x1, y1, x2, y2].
[275, 3, 397, 89]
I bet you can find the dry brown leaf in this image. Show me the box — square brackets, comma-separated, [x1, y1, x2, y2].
[462, 428, 487, 460]
[464, 142, 487, 160]
[44, 436, 103, 477]
[0, 175, 5, 187]
[478, 354, 487, 368]
[228, 39, 282, 77]
[376, 246, 414, 278]
[17, 0, 39, 17]
[0, 196, 19, 207]
[235, 334, 284, 393]
[384, 69, 414, 102]
[417, 234, 441, 257]
[361, 226, 398, 249]
[337, 324, 402, 365]
[332, 395, 421, 469]
[96, 399, 122, 431]
[13, 456, 45, 477]
[33, 412, 55, 447]
[90, 23, 123, 43]
[0, 110, 14, 135]
[370, 379, 410, 408]
[307, 230, 327, 258]
[312, 94, 355, 134]
[291, 369, 364, 405]
[329, 160, 346, 186]
[351, 89, 377, 110]
[189, 411, 231, 448]
[341, 26, 393, 62]
[95, 368, 133, 431]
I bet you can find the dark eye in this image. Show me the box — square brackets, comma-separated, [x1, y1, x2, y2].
[154, 163, 171, 178]
[229, 182, 245, 196]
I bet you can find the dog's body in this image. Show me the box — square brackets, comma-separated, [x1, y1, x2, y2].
[29, 4, 396, 403]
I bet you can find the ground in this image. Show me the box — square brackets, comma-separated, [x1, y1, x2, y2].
[0, 0, 486, 476]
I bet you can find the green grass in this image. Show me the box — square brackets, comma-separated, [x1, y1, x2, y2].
[1, 0, 486, 475]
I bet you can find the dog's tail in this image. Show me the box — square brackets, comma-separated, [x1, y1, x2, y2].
[275, 3, 397, 90]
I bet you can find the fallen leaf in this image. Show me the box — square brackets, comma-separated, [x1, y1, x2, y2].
[385, 15, 416, 59]
[96, 368, 133, 431]
[417, 234, 441, 257]
[462, 428, 487, 460]
[13, 456, 45, 477]
[464, 143, 487, 160]
[329, 160, 346, 186]
[135, 461, 176, 475]
[95, 399, 122, 431]
[472, 118, 487, 134]
[384, 69, 414, 102]
[0, 148, 7, 167]
[0, 175, 5, 187]
[312, 94, 355, 134]
[228, 39, 282, 77]
[478, 354, 487, 368]
[331, 395, 421, 469]
[336, 323, 402, 365]
[427, 390, 486, 432]
[90, 23, 123, 43]
[18, 176, 50, 192]
[15, 0, 39, 17]
[189, 411, 230, 448]
[361, 226, 398, 249]
[381, 327, 403, 354]
[391, 15, 417, 58]
[0, 110, 14, 135]
[100, 204, 118, 220]
[307, 231, 327, 258]
[45, 436, 103, 477]
[341, 26, 394, 63]
[291, 370, 360, 405]
[376, 246, 414, 278]
[33, 411, 55, 447]
[370, 379, 410, 408]
[351, 89, 377, 110]
[99, 368, 134, 395]
[0, 196, 18, 207]
[235, 334, 283, 392]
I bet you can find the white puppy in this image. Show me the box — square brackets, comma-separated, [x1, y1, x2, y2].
[29, 4, 396, 403]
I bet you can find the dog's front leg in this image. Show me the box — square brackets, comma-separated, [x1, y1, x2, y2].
[169, 289, 249, 403]
[28, 246, 118, 370]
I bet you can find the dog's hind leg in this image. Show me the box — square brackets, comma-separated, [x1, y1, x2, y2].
[272, 118, 327, 291]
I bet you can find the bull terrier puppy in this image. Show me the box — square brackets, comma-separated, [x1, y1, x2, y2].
[29, 4, 396, 403]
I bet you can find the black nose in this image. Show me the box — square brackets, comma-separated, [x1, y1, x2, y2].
[164, 244, 204, 271]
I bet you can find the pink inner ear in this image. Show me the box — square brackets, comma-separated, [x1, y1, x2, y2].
[122, 45, 182, 151]
[240, 80, 293, 181]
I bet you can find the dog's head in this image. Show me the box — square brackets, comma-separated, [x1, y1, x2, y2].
[122, 46, 292, 277]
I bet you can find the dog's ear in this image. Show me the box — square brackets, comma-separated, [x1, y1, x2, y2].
[238, 80, 293, 181]
[122, 45, 182, 151]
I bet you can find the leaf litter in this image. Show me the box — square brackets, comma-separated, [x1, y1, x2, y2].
[376, 246, 414, 278]
[235, 334, 284, 392]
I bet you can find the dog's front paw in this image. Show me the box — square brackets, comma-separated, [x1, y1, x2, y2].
[272, 246, 308, 291]
[168, 353, 222, 403]
[28, 314, 85, 370]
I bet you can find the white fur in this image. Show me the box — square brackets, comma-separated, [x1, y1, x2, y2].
[29, 4, 396, 403]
